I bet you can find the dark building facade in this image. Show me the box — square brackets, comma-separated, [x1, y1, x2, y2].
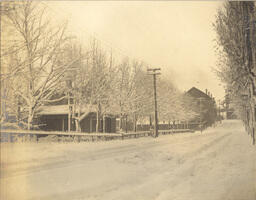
[36, 105, 116, 133]
[185, 87, 217, 128]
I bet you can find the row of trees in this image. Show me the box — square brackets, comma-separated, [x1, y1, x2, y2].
[1, 1, 198, 131]
[214, 1, 256, 144]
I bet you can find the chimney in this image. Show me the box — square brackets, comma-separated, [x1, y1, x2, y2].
[205, 89, 208, 95]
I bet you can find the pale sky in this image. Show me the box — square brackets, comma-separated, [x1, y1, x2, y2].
[47, 1, 225, 101]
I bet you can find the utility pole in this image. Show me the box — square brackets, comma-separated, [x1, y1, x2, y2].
[218, 99, 222, 123]
[68, 91, 71, 132]
[147, 68, 161, 137]
[199, 97, 203, 133]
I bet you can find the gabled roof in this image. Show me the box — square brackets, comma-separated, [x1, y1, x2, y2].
[37, 105, 69, 115]
[36, 104, 116, 121]
[186, 87, 212, 100]
[36, 104, 97, 116]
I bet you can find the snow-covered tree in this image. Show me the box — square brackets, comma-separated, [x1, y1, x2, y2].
[2, 1, 77, 129]
[214, 1, 256, 144]
[112, 58, 152, 132]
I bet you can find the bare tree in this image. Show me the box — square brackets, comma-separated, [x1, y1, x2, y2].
[2, 1, 77, 129]
[130, 61, 154, 132]
[157, 81, 198, 128]
[114, 58, 154, 132]
[85, 40, 117, 132]
[58, 40, 92, 131]
[214, 2, 256, 144]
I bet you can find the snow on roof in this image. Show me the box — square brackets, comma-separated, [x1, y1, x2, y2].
[186, 87, 212, 100]
[37, 104, 97, 116]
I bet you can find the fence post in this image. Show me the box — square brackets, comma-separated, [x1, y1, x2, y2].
[8, 133, 11, 142]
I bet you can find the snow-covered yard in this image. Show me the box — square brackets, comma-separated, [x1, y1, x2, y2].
[1, 120, 255, 200]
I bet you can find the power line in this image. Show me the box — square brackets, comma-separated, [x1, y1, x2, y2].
[41, 1, 153, 68]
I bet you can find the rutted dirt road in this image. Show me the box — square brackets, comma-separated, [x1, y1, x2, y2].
[1, 120, 255, 200]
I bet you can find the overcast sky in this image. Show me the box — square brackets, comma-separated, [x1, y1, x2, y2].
[48, 1, 224, 101]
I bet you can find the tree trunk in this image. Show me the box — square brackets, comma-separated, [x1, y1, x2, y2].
[0, 85, 7, 123]
[76, 105, 81, 132]
[96, 111, 99, 133]
[27, 106, 34, 130]
[16, 96, 21, 126]
[103, 114, 105, 133]
[247, 109, 250, 135]
[118, 115, 122, 132]
[133, 113, 137, 132]
[96, 102, 101, 133]
[125, 115, 128, 133]
[149, 115, 152, 127]
[250, 83, 255, 145]
[75, 120, 81, 132]
[90, 118, 93, 133]
[249, 4, 256, 145]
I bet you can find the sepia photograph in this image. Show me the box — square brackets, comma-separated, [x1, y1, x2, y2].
[0, 1, 256, 200]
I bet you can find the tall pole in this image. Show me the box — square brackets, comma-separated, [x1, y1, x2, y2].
[68, 91, 71, 132]
[147, 68, 161, 137]
[153, 73, 158, 137]
[199, 98, 202, 133]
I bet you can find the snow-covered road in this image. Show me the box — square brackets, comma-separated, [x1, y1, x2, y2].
[1, 120, 255, 200]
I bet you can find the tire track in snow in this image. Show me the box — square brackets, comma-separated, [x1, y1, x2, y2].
[22, 131, 233, 200]
[99, 132, 233, 200]
[1, 130, 228, 179]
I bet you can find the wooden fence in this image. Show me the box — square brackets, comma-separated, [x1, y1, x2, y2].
[0, 128, 194, 143]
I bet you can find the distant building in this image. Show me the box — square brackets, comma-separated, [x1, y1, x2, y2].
[185, 87, 217, 128]
[186, 87, 212, 101]
[224, 90, 237, 119]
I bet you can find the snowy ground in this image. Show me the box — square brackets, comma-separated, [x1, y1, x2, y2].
[1, 120, 255, 200]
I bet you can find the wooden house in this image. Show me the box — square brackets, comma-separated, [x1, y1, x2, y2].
[185, 87, 217, 127]
[36, 105, 116, 133]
